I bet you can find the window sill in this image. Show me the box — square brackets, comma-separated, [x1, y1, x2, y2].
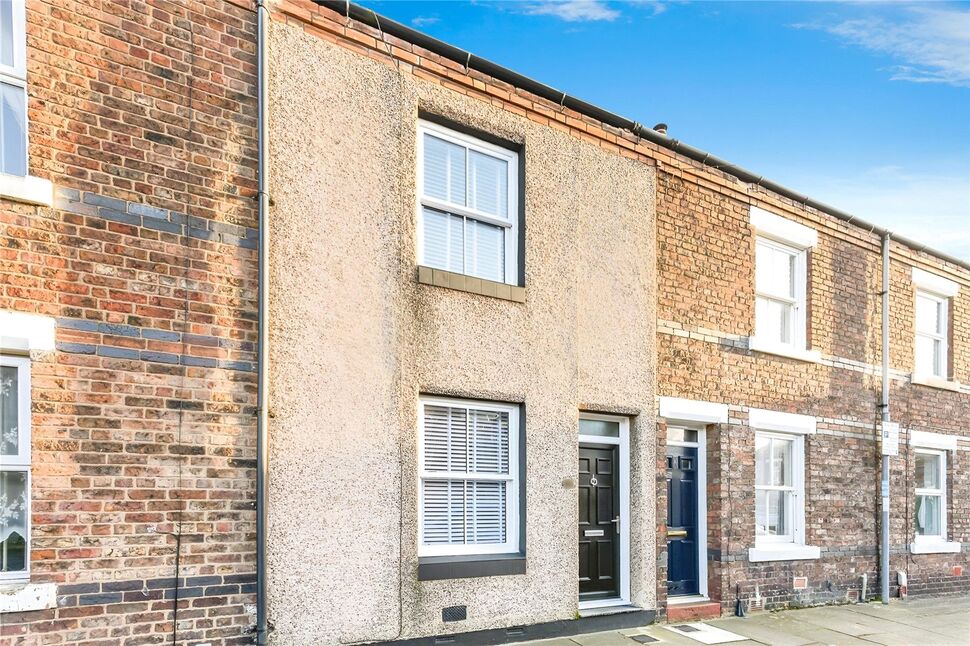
[417, 266, 525, 303]
[0, 173, 53, 207]
[0, 582, 57, 613]
[748, 338, 821, 364]
[910, 540, 961, 555]
[748, 544, 820, 562]
[418, 553, 526, 581]
[910, 375, 963, 393]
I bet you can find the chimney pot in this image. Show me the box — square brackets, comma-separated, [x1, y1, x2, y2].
[653, 122, 668, 136]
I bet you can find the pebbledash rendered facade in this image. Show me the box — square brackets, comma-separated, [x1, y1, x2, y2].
[0, 1, 967, 645]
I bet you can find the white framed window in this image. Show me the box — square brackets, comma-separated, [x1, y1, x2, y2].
[754, 431, 804, 545]
[914, 290, 948, 379]
[914, 449, 946, 542]
[1, 354, 31, 581]
[754, 237, 807, 350]
[1, 0, 28, 177]
[417, 120, 519, 285]
[418, 396, 519, 557]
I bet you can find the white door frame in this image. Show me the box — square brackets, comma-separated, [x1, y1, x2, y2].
[578, 413, 631, 610]
[666, 426, 708, 601]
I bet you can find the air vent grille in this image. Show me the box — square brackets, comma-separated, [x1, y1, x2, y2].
[442, 605, 467, 623]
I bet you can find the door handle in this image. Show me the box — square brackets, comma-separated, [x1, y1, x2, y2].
[611, 515, 620, 534]
[667, 529, 687, 538]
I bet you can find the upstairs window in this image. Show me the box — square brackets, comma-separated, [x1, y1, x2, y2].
[911, 267, 959, 382]
[0, 0, 27, 177]
[749, 207, 816, 357]
[755, 237, 807, 349]
[417, 120, 519, 285]
[418, 397, 520, 557]
[914, 290, 948, 379]
[1, 355, 30, 581]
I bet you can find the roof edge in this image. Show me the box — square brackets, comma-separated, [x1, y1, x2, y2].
[315, 0, 970, 272]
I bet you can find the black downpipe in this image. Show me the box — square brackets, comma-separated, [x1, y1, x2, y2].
[316, 0, 970, 272]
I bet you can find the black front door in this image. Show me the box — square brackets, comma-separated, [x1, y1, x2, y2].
[579, 444, 620, 600]
[666, 445, 699, 596]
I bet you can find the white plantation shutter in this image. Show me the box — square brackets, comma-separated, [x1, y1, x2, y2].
[423, 134, 466, 206]
[419, 399, 518, 555]
[468, 149, 507, 217]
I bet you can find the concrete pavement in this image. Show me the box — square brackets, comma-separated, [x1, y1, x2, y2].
[524, 596, 970, 646]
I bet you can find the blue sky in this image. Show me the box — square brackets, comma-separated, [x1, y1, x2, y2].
[367, 0, 970, 261]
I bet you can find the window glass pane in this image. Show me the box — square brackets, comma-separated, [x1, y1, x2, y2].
[0, 470, 28, 573]
[423, 405, 509, 475]
[756, 297, 793, 344]
[755, 434, 770, 486]
[914, 494, 941, 536]
[1, 365, 18, 455]
[667, 427, 697, 443]
[1, 81, 27, 176]
[580, 419, 620, 438]
[465, 218, 504, 283]
[915, 453, 940, 489]
[771, 437, 792, 487]
[915, 295, 941, 335]
[464, 480, 507, 544]
[422, 479, 507, 546]
[423, 405, 467, 472]
[423, 134, 465, 205]
[756, 489, 790, 537]
[756, 242, 795, 298]
[1, 0, 13, 68]
[915, 335, 940, 376]
[468, 149, 508, 218]
[422, 207, 464, 273]
[468, 409, 509, 475]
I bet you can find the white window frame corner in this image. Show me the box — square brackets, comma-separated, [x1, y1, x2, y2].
[578, 412, 631, 608]
[416, 396, 521, 558]
[415, 119, 520, 286]
[0, 353, 32, 583]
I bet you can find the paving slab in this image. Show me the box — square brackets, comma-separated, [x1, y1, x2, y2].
[708, 616, 814, 646]
[519, 596, 970, 646]
[569, 630, 639, 646]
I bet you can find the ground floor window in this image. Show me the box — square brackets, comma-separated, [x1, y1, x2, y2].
[1, 355, 30, 581]
[914, 449, 946, 540]
[418, 397, 520, 556]
[754, 431, 804, 545]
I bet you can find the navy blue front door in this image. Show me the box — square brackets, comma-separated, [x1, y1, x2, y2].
[666, 445, 698, 596]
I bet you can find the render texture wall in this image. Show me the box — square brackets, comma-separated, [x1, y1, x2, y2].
[267, 18, 656, 645]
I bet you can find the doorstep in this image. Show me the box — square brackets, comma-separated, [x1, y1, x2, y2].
[578, 603, 642, 618]
[666, 600, 722, 622]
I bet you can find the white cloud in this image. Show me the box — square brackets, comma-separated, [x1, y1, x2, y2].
[411, 16, 440, 27]
[523, 1, 621, 22]
[793, 165, 970, 261]
[795, 5, 970, 87]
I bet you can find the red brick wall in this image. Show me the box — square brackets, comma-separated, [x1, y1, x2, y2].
[656, 169, 970, 612]
[1, 1, 258, 643]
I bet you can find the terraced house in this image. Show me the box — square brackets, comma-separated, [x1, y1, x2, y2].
[0, 1, 967, 645]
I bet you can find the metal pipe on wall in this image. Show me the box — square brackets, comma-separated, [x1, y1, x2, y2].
[880, 234, 891, 605]
[255, 0, 271, 642]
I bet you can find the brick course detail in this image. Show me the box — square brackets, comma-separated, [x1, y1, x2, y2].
[2, 1, 259, 644]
